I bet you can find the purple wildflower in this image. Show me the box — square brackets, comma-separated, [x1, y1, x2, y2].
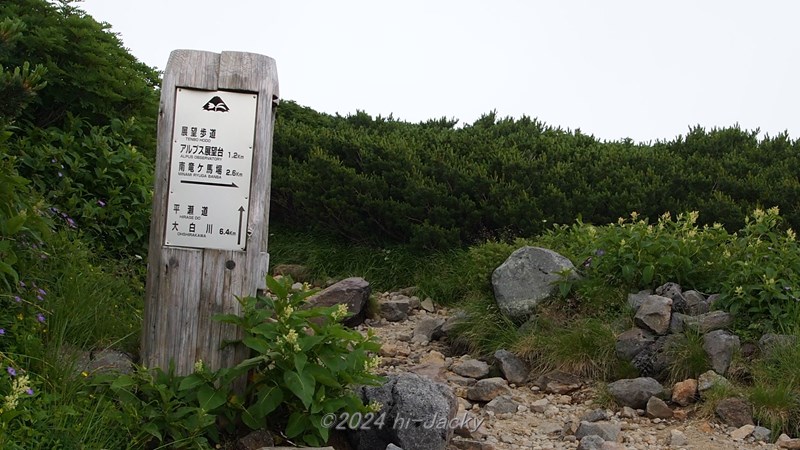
[51, 158, 56, 163]
[66, 218, 76, 228]
[36, 295, 44, 301]
[58, 172, 63, 177]
[36, 313, 45, 323]
[97, 200, 106, 207]
[595, 249, 606, 256]
[0, 329, 5, 335]
[14, 296, 21, 303]
[37, 288, 46, 296]
[7, 367, 16, 377]
[26, 388, 33, 396]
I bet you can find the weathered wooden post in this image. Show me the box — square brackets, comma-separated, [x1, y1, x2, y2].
[142, 50, 279, 374]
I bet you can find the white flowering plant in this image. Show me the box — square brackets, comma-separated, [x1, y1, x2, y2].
[213, 275, 383, 446]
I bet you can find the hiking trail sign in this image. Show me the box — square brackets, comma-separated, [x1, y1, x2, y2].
[143, 50, 278, 376]
[165, 88, 257, 251]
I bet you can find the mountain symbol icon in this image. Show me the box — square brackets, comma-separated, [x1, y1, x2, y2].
[202, 96, 230, 112]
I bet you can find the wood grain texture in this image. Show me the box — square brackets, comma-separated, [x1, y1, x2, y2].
[143, 50, 278, 374]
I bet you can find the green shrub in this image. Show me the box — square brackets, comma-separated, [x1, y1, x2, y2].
[213, 276, 383, 446]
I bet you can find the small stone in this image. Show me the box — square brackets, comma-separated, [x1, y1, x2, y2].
[731, 424, 755, 441]
[420, 297, 435, 312]
[575, 421, 621, 442]
[494, 349, 529, 384]
[715, 397, 754, 428]
[646, 396, 673, 419]
[697, 370, 729, 394]
[669, 429, 688, 447]
[577, 435, 605, 450]
[484, 395, 519, 414]
[451, 359, 490, 379]
[673, 409, 688, 420]
[777, 434, 800, 449]
[580, 409, 609, 423]
[466, 377, 511, 402]
[634, 295, 673, 335]
[752, 426, 771, 443]
[531, 398, 549, 413]
[671, 379, 698, 406]
[620, 406, 638, 419]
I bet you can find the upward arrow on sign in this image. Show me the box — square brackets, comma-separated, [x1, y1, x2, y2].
[237, 206, 245, 246]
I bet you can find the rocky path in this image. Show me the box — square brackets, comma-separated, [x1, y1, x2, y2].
[357, 291, 789, 450]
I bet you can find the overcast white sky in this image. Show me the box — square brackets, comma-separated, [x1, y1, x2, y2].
[78, 0, 799, 143]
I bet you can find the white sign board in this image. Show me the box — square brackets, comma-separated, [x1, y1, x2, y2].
[164, 88, 257, 251]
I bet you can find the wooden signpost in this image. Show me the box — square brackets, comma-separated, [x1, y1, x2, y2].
[142, 50, 279, 374]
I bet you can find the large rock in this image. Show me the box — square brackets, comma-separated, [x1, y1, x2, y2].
[607, 377, 664, 409]
[494, 350, 529, 384]
[634, 295, 673, 335]
[491, 246, 577, 319]
[631, 334, 680, 379]
[703, 330, 740, 375]
[715, 397, 753, 428]
[306, 277, 370, 327]
[615, 327, 656, 361]
[350, 373, 457, 450]
[627, 291, 651, 313]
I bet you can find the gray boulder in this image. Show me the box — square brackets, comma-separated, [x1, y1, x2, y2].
[703, 330, 740, 375]
[306, 277, 370, 327]
[492, 246, 577, 319]
[615, 327, 656, 361]
[494, 349, 529, 384]
[645, 396, 673, 419]
[634, 295, 673, 335]
[607, 377, 664, 409]
[350, 373, 457, 450]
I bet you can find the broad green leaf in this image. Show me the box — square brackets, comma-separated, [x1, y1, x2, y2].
[197, 386, 226, 411]
[266, 276, 288, 298]
[111, 375, 135, 389]
[294, 352, 308, 373]
[243, 336, 270, 354]
[178, 374, 205, 391]
[243, 385, 283, 429]
[142, 422, 162, 442]
[642, 264, 655, 285]
[285, 411, 308, 438]
[306, 365, 340, 388]
[284, 369, 315, 410]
